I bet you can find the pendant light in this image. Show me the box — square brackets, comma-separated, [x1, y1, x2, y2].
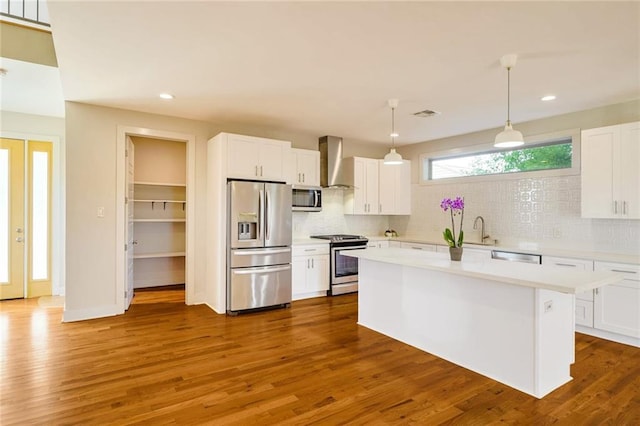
[383, 98, 403, 165]
[494, 54, 524, 148]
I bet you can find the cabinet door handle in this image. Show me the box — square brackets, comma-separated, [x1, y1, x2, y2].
[311, 258, 314, 268]
[611, 269, 637, 275]
[614, 200, 618, 214]
[623, 201, 628, 215]
[555, 263, 577, 267]
[595, 288, 599, 295]
[260, 166, 263, 177]
[379, 204, 382, 213]
[303, 173, 305, 182]
[255, 165, 259, 177]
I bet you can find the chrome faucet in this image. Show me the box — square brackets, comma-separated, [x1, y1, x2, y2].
[473, 216, 491, 243]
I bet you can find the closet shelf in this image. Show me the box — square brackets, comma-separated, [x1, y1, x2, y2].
[133, 218, 186, 223]
[134, 251, 186, 259]
[134, 181, 186, 187]
[133, 199, 186, 210]
[134, 199, 186, 203]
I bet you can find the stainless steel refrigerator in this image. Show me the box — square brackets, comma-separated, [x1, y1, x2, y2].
[227, 180, 292, 314]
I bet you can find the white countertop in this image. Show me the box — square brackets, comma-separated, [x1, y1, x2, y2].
[292, 234, 639, 265]
[344, 247, 624, 294]
[364, 235, 640, 265]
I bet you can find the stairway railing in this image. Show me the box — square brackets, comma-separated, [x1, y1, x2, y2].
[1, 0, 50, 27]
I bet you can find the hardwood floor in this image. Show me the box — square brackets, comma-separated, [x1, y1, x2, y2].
[1, 290, 639, 425]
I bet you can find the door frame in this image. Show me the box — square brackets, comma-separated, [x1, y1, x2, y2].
[116, 126, 195, 310]
[0, 131, 63, 297]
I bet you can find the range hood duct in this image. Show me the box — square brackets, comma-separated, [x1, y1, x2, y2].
[319, 135, 348, 188]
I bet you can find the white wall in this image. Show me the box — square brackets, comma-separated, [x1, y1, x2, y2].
[64, 102, 212, 321]
[1, 111, 66, 295]
[390, 100, 640, 255]
[64, 102, 387, 320]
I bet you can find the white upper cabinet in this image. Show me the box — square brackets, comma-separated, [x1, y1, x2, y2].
[225, 133, 291, 182]
[343, 157, 379, 215]
[581, 122, 640, 219]
[287, 148, 320, 186]
[378, 160, 411, 215]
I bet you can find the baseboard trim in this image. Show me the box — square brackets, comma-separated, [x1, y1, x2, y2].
[576, 325, 640, 348]
[62, 304, 121, 322]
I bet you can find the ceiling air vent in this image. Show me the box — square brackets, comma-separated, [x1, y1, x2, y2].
[413, 109, 440, 118]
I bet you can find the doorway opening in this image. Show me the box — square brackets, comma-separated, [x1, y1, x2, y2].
[116, 126, 195, 313]
[129, 136, 186, 305]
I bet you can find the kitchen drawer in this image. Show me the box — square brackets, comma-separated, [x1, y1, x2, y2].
[595, 261, 640, 283]
[543, 256, 593, 271]
[389, 241, 402, 248]
[293, 244, 329, 257]
[400, 242, 437, 251]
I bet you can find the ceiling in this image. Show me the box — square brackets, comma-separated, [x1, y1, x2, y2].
[41, 1, 640, 145]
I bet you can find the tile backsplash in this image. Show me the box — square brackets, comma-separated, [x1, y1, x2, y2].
[294, 176, 639, 255]
[389, 175, 640, 255]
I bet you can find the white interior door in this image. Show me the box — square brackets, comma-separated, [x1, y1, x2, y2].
[125, 136, 135, 309]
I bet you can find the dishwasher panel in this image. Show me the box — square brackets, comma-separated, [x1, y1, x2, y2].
[491, 250, 542, 264]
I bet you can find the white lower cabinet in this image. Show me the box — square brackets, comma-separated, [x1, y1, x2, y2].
[543, 256, 594, 327]
[400, 242, 436, 251]
[436, 245, 491, 260]
[292, 244, 329, 300]
[593, 261, 640, 338]
[389, 241, 402, 248]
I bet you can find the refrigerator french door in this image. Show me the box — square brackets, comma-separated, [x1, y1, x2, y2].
[227, 180, 292, 313]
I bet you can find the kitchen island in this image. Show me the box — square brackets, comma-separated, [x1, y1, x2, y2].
[345, 248, 624, 398]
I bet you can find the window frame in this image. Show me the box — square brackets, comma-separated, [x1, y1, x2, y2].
[420, 129, 581, 185]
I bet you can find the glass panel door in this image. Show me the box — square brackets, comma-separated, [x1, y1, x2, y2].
[0, 138, 25, 300]
[27, 141, 52, 297]
[0, 138, 53, 299]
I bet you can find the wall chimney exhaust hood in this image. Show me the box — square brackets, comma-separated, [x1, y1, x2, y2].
[319, 135, 349, 188]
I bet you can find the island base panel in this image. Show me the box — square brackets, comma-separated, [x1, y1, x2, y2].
[357, 259, 574, 398]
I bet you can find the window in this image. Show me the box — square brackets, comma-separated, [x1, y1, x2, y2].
[422, 131, 579, 182]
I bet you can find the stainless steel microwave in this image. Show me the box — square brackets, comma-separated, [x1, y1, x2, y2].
[292, 186, 322, 212]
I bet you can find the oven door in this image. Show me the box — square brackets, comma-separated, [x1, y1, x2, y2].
[331, 245, 363, 284]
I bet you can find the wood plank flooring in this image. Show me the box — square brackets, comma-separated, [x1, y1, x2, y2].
[1, 290, 639, 425]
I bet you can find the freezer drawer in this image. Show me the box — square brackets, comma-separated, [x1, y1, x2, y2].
[228, 264, 292, 312]
[230, 247, 291, 268]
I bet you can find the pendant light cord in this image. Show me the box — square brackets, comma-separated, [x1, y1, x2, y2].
[391, 107, 396, 148]
[506, 67, 511, 124]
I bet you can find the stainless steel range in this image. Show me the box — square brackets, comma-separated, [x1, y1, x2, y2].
[310, 234, 368, 295]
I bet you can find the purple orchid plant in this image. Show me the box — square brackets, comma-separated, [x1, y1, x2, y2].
[440, 196, 465, 248]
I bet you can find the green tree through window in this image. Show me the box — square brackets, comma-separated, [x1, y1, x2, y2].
[469, 143, 572, 175]
[428, 139, 573, 180]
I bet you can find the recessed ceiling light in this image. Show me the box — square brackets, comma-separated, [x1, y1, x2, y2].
[541, 95, 556, 101]
[159, 93, 174, 100]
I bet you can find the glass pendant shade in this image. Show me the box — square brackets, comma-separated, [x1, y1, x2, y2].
[383, 148, 403, 165]
[494, 121, 524, 148]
